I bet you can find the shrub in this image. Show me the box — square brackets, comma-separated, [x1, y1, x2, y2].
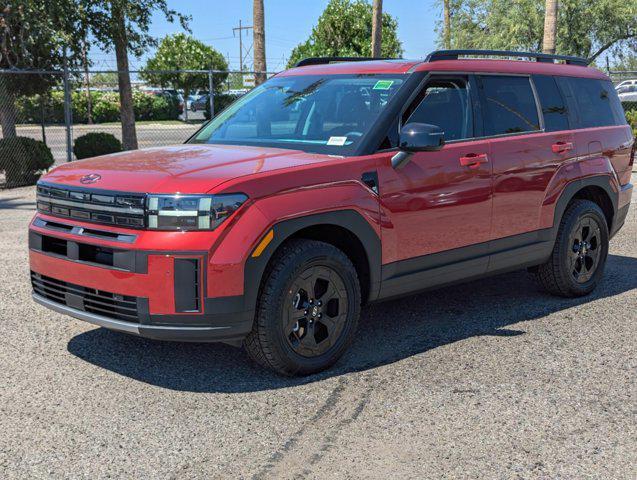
[73, 132, 123, 160]
[204, 94, 242, 120]
[16, 90, 182, 124]
[626, 109, 637, 138]
[0, 137, 54, 187]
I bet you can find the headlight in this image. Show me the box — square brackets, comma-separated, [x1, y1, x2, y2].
[146, 193, 247, 231]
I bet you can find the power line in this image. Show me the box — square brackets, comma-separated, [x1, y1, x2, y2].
[232, 20, 253, 74]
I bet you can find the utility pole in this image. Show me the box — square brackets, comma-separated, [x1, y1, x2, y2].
[233, 20, 253, 73]
[371, 0, 383, 58]
[542, 0, 558, 54]
[253, 0, 267, 85]
[443, 0, 451, 50]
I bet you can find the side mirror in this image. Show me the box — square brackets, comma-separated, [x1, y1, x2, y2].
[392, 122, 445, 169]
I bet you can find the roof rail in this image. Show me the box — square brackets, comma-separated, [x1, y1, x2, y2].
[295, 57, 394, 67]
[425, 49, 589, 66]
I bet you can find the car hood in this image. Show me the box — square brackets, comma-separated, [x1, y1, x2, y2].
[42, 144, 336, 194]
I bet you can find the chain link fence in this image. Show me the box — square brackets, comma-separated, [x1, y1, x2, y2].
[0, 68, 277, 189]
[1, 67, 636, 189]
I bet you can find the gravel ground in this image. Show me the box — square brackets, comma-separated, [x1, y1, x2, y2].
[0, 177, 635, 479]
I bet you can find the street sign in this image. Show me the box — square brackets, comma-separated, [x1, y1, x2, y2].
[243, 74, 255, 88]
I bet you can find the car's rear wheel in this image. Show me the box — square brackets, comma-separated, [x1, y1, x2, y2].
[244, 239, 361, 376]
[534, 199, 609, 297]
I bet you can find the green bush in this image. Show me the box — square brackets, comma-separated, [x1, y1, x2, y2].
[622, 101, 637, 114]
[73, 132, 123, 160]
[0, 137, 54, 187]
[204, 94, 242, 120]
[626, 109, 637, 138]
[15, 90, 181, 124]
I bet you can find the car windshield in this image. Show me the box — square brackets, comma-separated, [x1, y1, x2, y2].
[190, 74, 405, 155]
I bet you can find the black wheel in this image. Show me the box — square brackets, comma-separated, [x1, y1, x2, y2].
[534, 199, 609, 297]
[244, 239, 361, 376]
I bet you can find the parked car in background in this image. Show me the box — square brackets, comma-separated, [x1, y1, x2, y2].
[617, 84, 637, 102]
[615, 79, 637, 90]
[29, 50, 633, 376]
[191, 94, 210, 112]
[140, 87, 185, 113]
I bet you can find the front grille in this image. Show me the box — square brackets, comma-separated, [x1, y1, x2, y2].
[31, 272, 140, 323]
[36, 182, 146, 229]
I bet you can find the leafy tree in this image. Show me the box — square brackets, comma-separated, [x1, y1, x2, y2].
[90, 72, 119, 87]
[80, 1, 190, 150]
[438, 0, 636, 62]
[0, 1, 80, 137]
[611, 54, 637, 72]
[140, 33, 228, 121]
[287, 0, 403, 67]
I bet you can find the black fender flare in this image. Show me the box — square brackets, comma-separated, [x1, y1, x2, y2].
[550, 175, 618, 237]
[243, 210, 382, 313]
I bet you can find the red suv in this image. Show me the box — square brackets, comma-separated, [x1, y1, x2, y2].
[30, 50, 634, 375]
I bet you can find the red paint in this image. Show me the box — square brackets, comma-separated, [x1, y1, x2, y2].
[377, 139, 493, 262]
[28, 57, 634, 317]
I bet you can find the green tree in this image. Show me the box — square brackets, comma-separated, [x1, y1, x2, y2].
[287, 0, 403, 67]
[90, 72, 119, 88]
[0, 1, 80, 138]
[437, 0, 636, 62]
[80, 1, 189, 150]
[611, 54, 637, 72]
[141, 33, 228, 121]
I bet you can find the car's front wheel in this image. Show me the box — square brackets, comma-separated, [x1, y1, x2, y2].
[244, 239, 361, 376]
[534, 199, 609, 297]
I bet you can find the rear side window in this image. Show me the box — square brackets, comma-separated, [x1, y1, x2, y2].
[559, 77, 626, 128]
[478, 76, 540, 136]
[532, 75, 569, 132]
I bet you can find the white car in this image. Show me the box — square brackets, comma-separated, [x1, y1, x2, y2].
[615, 79, 637, 90]
[617, 85, 637, 102]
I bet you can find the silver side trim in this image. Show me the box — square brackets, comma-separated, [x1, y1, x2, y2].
[33, 293, 232, 334]
[33, 293, 140, 334]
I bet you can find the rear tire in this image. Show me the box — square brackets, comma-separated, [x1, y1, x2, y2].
[244, 239, 361, 376]
[534, 199, 609, 297]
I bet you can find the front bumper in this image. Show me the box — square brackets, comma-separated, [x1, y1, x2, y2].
[32, 293, 251, 343]
[29, 215, 254, 344]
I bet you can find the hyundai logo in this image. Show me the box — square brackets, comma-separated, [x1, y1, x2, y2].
[80, 173, 102, 184]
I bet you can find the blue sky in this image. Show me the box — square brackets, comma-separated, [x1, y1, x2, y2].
[89, 0, 442, 72]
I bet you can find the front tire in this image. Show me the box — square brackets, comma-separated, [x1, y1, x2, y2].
[244, 239, 361, 376]
[534, 199, 609, 297]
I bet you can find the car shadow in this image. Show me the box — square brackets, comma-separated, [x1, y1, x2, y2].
[0, 196, 35, 211]
[67, 254, 637, 393]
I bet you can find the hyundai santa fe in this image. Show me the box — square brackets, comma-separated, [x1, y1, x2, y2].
[30, 50, 634, 375]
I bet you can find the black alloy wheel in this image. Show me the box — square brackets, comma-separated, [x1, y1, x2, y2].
[284, 265, 349, 358]
[569, 215, 603, 284]
[244, 239, 361, 376]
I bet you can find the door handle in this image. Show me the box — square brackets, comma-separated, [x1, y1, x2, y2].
[552, 141, 574, 154]
[459, 153, 489, 168]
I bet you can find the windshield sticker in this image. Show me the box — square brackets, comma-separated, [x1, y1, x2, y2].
[373, 80, 394, 90]
[327, 136, 348, 146]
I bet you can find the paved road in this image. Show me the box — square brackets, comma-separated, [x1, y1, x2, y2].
[0, 177, 635, 479]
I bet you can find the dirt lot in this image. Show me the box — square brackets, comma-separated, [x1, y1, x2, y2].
[0, 177, 635, 479]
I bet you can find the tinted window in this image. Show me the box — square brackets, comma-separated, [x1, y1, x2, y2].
[532, 75, 569, 132]
[191, 75, 404, 155]
[561, 77, 625, 128]
[404, 78, 473, 141]
[479, 76, 540, 136]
